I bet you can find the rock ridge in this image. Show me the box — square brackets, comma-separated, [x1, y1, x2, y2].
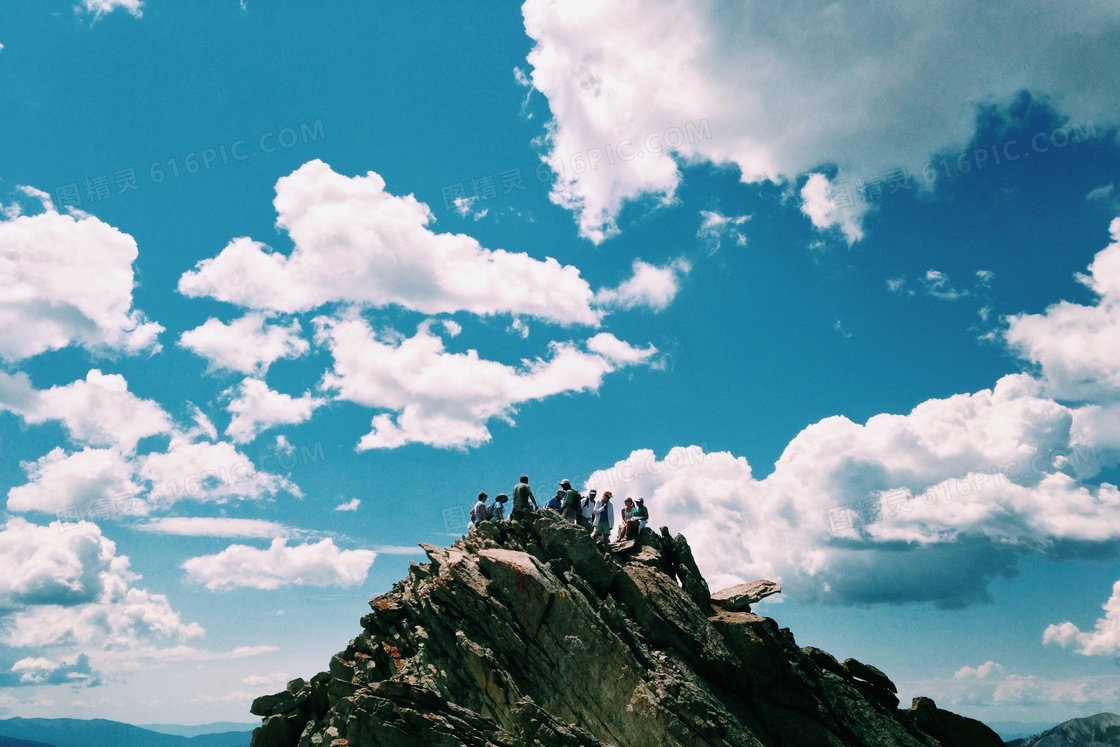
[250, 510, 1004, 747]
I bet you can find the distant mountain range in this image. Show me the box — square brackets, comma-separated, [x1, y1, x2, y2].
[990, 722, 1063, 741]
[1006, 713, 1120, 747]
[138, 723, 258, 739]
[0, 718, 252, 747]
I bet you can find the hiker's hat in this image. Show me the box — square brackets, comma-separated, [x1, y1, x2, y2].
[559, 479, 571, 487]
[496, 493, 509, 502]
[588, 489, 597, 496]
[636, 497, 645, 504]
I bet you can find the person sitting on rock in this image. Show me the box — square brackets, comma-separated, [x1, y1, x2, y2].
[511, 474, 537, 519]
[624, 497, 648, 540]
[559, 479, 581, 524]
[469, 491, 488, 532]
[632, 497, 649, 533]
[545, 488, 564, 512]
[617, 497, 635, 541]
[492, 493, 508, 522]
[591, 491, 615, 544]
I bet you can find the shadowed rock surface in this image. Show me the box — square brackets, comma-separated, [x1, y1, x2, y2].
[249, 510, 1004, 747]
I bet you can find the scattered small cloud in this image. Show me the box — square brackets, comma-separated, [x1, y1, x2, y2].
[697, 209, 750, 253]
[886, 276, 914, 296]
[594, 258, 690, 312]
[334, 498, 360, 512]
[80, 0, 143, 20]
[922, 270, 970, 300]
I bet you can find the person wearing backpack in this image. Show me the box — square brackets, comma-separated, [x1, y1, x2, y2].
[559, 479, 581, 524]
[591, 491, 615, 545]
[470, 492, 488, 532]
[511, 475, 537, 519]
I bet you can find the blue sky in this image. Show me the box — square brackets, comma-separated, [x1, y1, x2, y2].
[1, 0, 1120, 727]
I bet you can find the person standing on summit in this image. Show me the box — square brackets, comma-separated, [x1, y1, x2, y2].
[511, 474, 537, 519]
[559, 479, 581, 524]
[591, 491, 615, 544]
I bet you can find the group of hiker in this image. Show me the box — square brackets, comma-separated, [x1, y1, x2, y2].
[468, 475, 649, 544]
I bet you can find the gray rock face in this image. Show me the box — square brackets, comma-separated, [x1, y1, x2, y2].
[711, 581, 782, 612]
[249, 511, 1004, 747]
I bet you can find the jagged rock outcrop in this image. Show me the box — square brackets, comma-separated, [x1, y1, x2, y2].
[711, 581, 782, 612]
[250, 510, 1004, 747]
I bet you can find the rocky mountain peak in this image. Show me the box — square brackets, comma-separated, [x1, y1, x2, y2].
[249, 510, 1004, 747]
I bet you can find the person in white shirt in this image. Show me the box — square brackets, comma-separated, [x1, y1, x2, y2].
[591, 491, 615, 545]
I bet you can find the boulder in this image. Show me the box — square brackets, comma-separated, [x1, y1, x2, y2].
[842, 657, 898, 693]
[711, 580, 782, 611]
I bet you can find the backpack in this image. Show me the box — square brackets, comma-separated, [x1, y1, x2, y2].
[484, 502, 497, 520]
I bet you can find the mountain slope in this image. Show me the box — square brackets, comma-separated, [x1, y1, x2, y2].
[248, 511, 1005, 747]
[1009, 713, 1120, 747]
[0, 718, 251, 747]
[0, 736, 56, 747]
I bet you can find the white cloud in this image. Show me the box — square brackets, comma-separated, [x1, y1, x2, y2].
[315, 316, 657, 450]
[5, 654, 100, 687]
[7, 447, 137, 514]
[0, 198, 162, 360]
[190, 690, 254, 704]
[131, 518, 285, 538]
[18, 370, 171, 452]
[138, 433, 299, 505]
[580, 232, 1120, 608]
[586, 373, 1116, 606]
[2, 372, 297, 515]
[1044, 580, 1120, 656]
[922, 270, 970, 300]
[80, 0, 142, 18]
[886, 276, 913, 296]
[800, 173, 868, 245]
[178, 314, 309, 375]
[911, 670, 1120, 711]
[1006, 218, 1120, 402]
[177, 160, 601, 326]
[243, 671, 291, 687]
[954, 661, 1003, 679]
[1088, 184, 1116, 202]
[593, 258, 690, 312]
[697, 210, 749, 252]
[224, 378, 325, 444]
[0, 518, 202, 659]
[182, 537, 376, 590]
[522, 1, 1120, 242]
[585, 332, 658, 365]
[334, 498, 360, 512]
